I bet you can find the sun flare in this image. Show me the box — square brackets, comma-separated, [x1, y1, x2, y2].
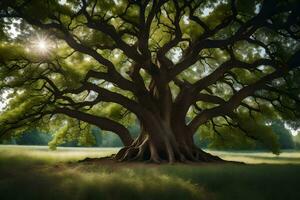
[36, 39, 49, 52]
[31, 37, 52, 55]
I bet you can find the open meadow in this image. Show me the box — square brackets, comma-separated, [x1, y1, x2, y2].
[1, 145, 300, 200]
[1, 0, 300, 199]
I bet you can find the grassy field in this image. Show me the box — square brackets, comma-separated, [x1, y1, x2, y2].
[1, 145, 300, 200]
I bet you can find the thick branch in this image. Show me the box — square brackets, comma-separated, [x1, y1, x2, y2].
[188, 59, 299, 133]
[55, 107, 133, 146]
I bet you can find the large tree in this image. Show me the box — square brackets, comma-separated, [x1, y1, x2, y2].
[0, 0, 299, 163]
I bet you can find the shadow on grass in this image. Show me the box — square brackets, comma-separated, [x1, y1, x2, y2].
[1, 147, 300, 200]
[0, 157, 210, 200]
[159, 164, 300, 200]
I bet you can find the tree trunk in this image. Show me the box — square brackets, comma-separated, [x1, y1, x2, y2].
[115, 113, 222, 163]
[114, 78, 223, 163]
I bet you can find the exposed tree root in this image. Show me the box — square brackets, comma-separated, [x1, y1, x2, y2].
[114, 135, 226, 164]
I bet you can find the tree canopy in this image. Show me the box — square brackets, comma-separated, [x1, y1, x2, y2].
[0, 0, 299, 163]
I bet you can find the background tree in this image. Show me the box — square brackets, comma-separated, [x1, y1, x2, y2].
[0, 0, 299, 163]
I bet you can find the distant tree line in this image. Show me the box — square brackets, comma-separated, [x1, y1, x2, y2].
[197, 120, 299, 151]
[0, 125, 140, 148]
[1, 120, 299, 152]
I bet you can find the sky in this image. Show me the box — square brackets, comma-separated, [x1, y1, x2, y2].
[0, 90, 13, 112]
[0, 103, 5, 111]
[5, 19, 21, 39]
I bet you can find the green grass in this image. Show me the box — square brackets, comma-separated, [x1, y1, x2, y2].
[1, 145, 300, 200]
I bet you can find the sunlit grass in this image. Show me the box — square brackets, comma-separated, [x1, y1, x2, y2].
[1, 145, 300, 200]
[0, 145, 117, 163]
[209, 150, 300, 164]
[1, 145, 300, 164]
[0, 145, 208, 200]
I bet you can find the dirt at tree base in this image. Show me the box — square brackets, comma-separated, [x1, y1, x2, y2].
[76, 154, 244, 168]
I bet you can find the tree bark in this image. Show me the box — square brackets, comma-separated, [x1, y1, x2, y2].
[55, 108, 133, 146]
[115, 111, 222, 163]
